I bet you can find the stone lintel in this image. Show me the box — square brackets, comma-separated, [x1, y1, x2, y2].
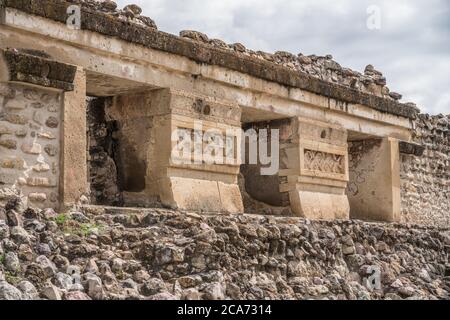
[399, 141, 425, 156]
[0, 48, 76, 91]
[2, 0, 418, 119]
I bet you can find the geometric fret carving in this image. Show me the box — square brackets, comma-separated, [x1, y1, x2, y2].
[304, 149, 346, 174]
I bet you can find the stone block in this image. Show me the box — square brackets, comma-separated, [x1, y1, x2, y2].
[32, 162, 50, 173]
[37, 131, 56, 140]
[33, 110, 45, 125]
[0, 125, 13, 136]
[290, 191, 349, 220]
[0, 157, 26, 170]
[26, 177, 55, 187]
[44, 145, 58, 157]
[15, 128, 27, 137]
[0, 139, 17, 149]
[45, 116, 59, 128]
[0, 113, 28, 125]
[28, 193, 47, 202]
[21, 142, 42, 154]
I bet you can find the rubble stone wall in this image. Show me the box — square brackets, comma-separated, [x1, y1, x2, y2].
[0, 199, 448, 300]
[0, 83, 62, 209]
[400, 114, 450, 227]
[86, 97, 122, 206]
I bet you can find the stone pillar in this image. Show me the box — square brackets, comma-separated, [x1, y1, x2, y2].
[0, 49, 77, 209]
[348, 137, 401, 222]
[60, 67, 89, 208]
[280, 118, 350, 220]
[110, 88, 244, 213]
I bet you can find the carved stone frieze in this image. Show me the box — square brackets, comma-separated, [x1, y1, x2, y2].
[304, 149, 346, 175]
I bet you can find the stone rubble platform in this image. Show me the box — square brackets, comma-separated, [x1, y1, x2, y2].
[0, 192, 449, 300]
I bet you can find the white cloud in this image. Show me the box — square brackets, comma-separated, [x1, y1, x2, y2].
[116, 0, 450, 114]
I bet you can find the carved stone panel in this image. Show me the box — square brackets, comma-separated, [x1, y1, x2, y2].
[304, 149, 346, 175]
[300, 142, 349, 183]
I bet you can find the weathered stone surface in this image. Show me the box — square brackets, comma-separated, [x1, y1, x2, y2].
[0, 281, 23, 300]
[180, 30, 209, 43]
[0, 0, 448, 303]
[123, 4, 142, 15]
[4, 251, 20, 272]
[0, 157, 26, 169]
[21, 142, 42, 155]
[26, 177, 54, 187]
[40, 285, 62, 300]
[1, 49, 76, 91]
[6, 210, 21, 227]
[44, 144, 58, 157]
[0, 195, 448, 300]
[37, 132, 56, 140]
[0, 125, 13, 136]
[0, 83, 62, 210]
[0, 113, 28, 125]
[32, 162, 50, 173]
[399, 141, 426, 156]
[0, 139, 17, 149]
[45, 116, 59, 128]
[400, 114, 450, 227]
[28, 193, 47, 203]
[17, 281, 39, 300]
[64, 291, 92, 300]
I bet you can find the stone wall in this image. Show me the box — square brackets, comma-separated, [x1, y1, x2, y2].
[400, 114, 450, 227]
[0, 83, 61, 208]
[0, 197, 448, 300]
[86, 97, 122, 206]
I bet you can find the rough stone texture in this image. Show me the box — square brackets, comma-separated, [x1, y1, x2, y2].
[1, 0, 418, 119]
[400, 114, 450, 227]
[86, 97, 122, 206]
[0, 48, 76, 91]
[0, 196, 448, 300]
[0, 83, 62, 209]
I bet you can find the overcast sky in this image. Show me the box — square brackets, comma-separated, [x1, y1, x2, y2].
[116, 0, 449, 115]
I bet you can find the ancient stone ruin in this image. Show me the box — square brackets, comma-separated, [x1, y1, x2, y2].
[0, 0, 448, 300]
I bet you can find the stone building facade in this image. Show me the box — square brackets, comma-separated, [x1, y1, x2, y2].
[0, 0, 448, 227]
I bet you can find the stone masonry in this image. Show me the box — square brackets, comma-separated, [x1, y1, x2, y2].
[0, 0, 448, 226]
[400, 114, 450, 227]
[0, 49, 77, 210]
[0, 83, 62, 208]
[0, 0, 448, 302]
[0, 193, 448, 300]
